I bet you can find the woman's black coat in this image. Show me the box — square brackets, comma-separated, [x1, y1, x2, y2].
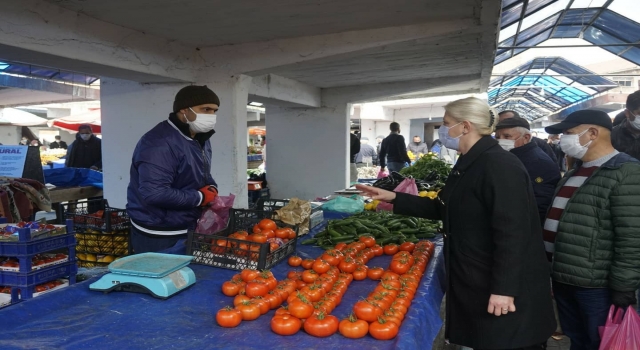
[395, 136, 556, 349]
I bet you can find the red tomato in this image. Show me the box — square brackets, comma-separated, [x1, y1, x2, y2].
[339, 313, 369, 339]
[258, 219, 277, 231]
[312, 259, 331, 274]
[353, 300, 383, 322]
[304, 312, 339, 338]
[275, 228, 289, 239]
[288, 299, 314, 319]
[245, 281, 269, 298]
[369, 318, 399, 340]
[221, 280, 242, 297]
[352, 266, 368, 281]
[271, 314, 302, 336]
[301, 259, 315, 270]
[367, 267, 385, 280]
[240, 269, 259, 282]
[383, 244, 399, 255]
[216, 306, 243, 328]
[236, 301, 261, 321]
[359, 236, 376, 248]
[288, 256, 302, 267]
[399, 242, 415, 253]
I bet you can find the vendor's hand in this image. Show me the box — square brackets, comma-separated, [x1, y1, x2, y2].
[198, 186, 218, 206]
[90, 166, 99, 171]
[355, 184, 396, 202]
[487, 294, 516, 316]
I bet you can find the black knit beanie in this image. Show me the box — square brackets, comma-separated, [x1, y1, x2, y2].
[173, 85, 220, 112]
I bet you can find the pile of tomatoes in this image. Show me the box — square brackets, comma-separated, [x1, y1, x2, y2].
[0, 253, 68, 270]
[210, 219, 297, 260]
[0, 279, 66, 294]
[216, 233, 436, 341]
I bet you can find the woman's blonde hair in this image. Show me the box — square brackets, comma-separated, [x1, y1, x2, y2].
[444, 97, 498, 136]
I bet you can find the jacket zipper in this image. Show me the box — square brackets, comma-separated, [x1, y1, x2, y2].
[197, 142, 207, 187]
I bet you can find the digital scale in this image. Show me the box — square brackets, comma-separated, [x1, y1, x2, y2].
[89, 253, 196, 299]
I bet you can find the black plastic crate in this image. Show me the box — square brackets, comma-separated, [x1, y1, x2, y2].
[248, 189, 270, 209]
[61, 199, 130, 233]
[186, 210, 297, 271]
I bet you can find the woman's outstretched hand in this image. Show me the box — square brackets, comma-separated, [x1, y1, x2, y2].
[355, 184, 397, 202]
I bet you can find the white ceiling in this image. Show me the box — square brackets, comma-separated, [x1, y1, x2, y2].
[43, 0, 475, 47]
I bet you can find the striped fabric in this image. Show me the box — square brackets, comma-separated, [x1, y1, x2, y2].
[543, 166, 599, 261]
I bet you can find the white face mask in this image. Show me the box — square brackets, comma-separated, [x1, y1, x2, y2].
[497, 134, 524, 151]
[80, 134, 91, 141]
[551, 139, 560, 145]
[560, 128, 592, 159]
[629, 111, 640, 130]
[498, 139, 516, 151]
[186, 108, 217, 134]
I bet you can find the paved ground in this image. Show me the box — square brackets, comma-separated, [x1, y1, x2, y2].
[432, 297, 570, 350]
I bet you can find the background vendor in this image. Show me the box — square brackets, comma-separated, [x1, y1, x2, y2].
[127, 85, 220, 253]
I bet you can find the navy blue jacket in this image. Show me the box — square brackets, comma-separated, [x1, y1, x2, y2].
[127, 114, 217, 235]
[510, 141, 561, 224]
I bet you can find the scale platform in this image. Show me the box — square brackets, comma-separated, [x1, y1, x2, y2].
[89, 253, 196, 299]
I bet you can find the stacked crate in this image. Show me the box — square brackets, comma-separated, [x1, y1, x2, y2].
[0, 220, 77, 307]
[61, 200, 131, 267]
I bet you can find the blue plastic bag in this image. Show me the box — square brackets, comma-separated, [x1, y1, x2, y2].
[322, 195, 364, 214]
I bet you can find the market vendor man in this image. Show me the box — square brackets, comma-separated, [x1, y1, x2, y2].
[127, 85, 220, 253]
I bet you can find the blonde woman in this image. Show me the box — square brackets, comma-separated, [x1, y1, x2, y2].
[357, 97, 555, 350]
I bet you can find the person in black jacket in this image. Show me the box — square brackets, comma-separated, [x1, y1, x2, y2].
[499, 110, 558, 163]
[349, 132, 360, 184]
[379, 122, 411, 173]
[66, 124, 102, 170]
[611, 90, 640, 160]
[49, 135, 68, 150]
[357, 97, 555, 350]
[495, 117, 561, 224]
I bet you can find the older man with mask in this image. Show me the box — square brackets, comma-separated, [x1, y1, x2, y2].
[499, 110, 557, 162]
[495, 117, 560, 225]
[543, 109, 640, 350]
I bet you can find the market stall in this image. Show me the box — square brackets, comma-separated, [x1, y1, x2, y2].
[0, 219, 445, 349]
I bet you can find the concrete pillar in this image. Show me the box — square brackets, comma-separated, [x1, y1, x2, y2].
[100, 76, 251, 209]
[266, 103, 350, 200]
[203, 75, 251, 208]
[100, 79, 178, 208]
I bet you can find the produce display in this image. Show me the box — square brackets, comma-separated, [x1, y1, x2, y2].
[210, 219, 295, 257]
[0, 221, 65, 241]
[399, 153, 451, 190]
[0, 279, 68, 296]
[356, 167, 378, 180]
[215, 233, 436, 341]
[40, 149, 67, 165]
[0, 253, 68, 271]
[301, 212, 440, 249]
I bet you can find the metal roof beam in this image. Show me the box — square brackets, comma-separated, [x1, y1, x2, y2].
[498, 43, 640, 49]
[549, 0, 575, 38]
[509, 0, 530, 59]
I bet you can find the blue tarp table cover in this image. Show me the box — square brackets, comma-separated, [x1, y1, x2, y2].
[43, 168, 103, 189]
[247, 154, 263, 162]
[0, 223, 445, 350]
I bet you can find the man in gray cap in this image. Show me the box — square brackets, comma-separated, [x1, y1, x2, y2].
[495, 117, 560, 224]
[127, 85, 220, 253]
[355, 136, 377, 167]
[499, 110, 557, 162]
[542, 109, 640, 350]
